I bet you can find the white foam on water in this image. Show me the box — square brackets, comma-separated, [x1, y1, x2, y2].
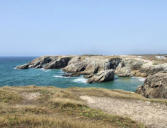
[73, 77, 87, 84]
[132, 77, 146, 82]
[40, 68, 50, 72]
[53, 75, 70, 78]
[53, 75, 64, 78]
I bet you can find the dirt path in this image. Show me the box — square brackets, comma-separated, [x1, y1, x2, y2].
[80, 96, 167, 128]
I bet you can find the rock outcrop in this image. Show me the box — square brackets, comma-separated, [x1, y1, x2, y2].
[115, 56, 167, 77]
[87, 69, 114, 83]
[28, 56, 55, 68]
[16, 55, 167, 85]
[16, 55, 121, 83]
[43, 57, 72, 69]
[136, 72, 167, 99]
[16, 56, 72, 69]
[16, 64, 29, 69]
[63, 56, 121, 75]
[63, 56, 88, 73]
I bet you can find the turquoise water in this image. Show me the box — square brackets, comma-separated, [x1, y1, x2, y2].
[0, 57, 144, 92]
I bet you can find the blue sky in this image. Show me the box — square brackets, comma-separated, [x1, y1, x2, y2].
[0, 0, 167, 56]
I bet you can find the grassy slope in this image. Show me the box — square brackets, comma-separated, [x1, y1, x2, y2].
[0, 86, 158, 128]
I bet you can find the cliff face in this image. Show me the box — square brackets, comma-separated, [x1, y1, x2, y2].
[115, 56, 167, 77]
[63, 56, 121, 74]
[16, 56, 121, 83]
[136, 72, 167, 99]
[16, 56, 72, 69]
[16, 55, 167, 85]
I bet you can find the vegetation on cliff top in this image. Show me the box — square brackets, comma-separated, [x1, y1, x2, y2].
[0, 86, 146, 128]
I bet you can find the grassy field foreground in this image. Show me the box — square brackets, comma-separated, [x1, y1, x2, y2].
[0, 86, 149, 128]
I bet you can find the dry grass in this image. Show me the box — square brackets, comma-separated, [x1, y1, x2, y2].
[0, 86, 147, 128]
[68, 87, 167, 103]
[139, 55, 167, 64]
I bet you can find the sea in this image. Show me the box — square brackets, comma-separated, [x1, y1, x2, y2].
[0, 57, 145, 92]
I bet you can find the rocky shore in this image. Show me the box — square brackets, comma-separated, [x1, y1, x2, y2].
[136, 72, 167, 98]
[16, 55, 167, 99]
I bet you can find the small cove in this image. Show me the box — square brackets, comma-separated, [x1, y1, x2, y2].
[0, 57, 144, 92]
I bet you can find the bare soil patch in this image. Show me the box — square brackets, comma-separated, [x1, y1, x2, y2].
[81, 95, 167, 128]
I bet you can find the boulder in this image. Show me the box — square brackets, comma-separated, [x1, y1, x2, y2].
[136, 72, 167, 99]
[87, 69, 114, 83]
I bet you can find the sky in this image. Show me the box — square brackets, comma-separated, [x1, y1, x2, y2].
[0, 0, 167, 56]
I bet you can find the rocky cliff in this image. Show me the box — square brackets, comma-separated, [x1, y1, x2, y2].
[16, 55, 121, 83]
[115, 56, 167, 77]
[16, 56, 72, 69]
[136, 72, 167, 99]
[16, 55, 167, 85]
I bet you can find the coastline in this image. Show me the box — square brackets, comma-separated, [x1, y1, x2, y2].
[16, 55, 167, 98]
[0, 56, 143, 92]
[1, 55, 167, 128]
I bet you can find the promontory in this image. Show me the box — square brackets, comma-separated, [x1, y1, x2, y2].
[17, 55, 167, 99]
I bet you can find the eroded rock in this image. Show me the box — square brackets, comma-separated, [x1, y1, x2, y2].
[115, 57, 167, 77]
[16, 64, 29, 69]
[16, 56, 71, 69]
[43, 57, 72, 69]
[136, 72, 167, 99]
[16, 55, 167, 85]
[63, 56, 121, 75]
[87, 69, 114, 83]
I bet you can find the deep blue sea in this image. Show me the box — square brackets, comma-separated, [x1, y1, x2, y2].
[0, 57, 144, 92]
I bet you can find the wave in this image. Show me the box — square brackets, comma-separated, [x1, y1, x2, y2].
[73, 77, 87, 83]
[53, 75, 69, 78]
[132, 77, 146, 82]
[40, 68, 50, 72]
[53, 75, 64, 78]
